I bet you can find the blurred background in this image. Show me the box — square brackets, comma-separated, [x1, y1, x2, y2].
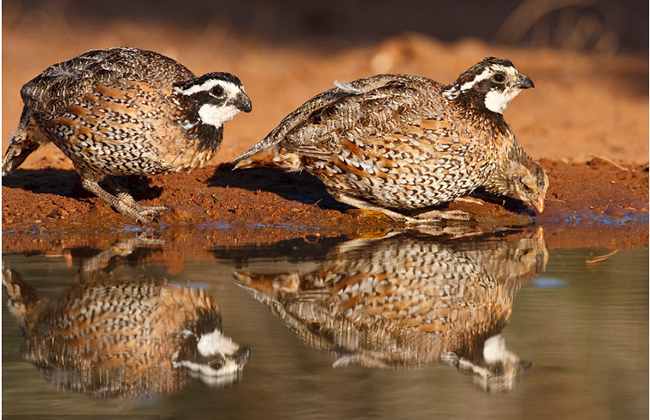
[3, 0, 649, 167]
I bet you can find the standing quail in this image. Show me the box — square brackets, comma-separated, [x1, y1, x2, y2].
[232, 57, 546, 223]
[234, 229, 547, 391]
[2, 47, 252, 222]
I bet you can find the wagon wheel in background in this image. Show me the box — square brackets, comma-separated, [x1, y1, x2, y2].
[495, 0, 627, 56]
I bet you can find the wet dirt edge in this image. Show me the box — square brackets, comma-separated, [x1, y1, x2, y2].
[2, 158, 648, 260]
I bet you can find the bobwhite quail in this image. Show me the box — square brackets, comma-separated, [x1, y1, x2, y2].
[234, 230, 547, 391]
[232, 57, 546, 223]
[2, 265, 249, 397]
[481, 139, 548, 212]
[2, 47, 252, 222]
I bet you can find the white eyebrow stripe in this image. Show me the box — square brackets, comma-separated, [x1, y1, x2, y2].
[460, 64, 518, 92]
[460, 68, 492, 92]
[174, 79, 241, 97]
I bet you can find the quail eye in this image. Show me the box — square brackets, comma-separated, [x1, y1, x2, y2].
[210, 85, 224, 97]
[493, 73, 505, 83]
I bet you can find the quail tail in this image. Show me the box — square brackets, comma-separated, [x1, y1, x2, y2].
[232, 148, 277, 170]
[231, 135, 279, 168]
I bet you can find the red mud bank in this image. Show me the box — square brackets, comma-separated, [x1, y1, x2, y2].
[2, 158, 648, 257]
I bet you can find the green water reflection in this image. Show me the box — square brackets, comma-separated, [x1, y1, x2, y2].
[2, 233, 648, 420]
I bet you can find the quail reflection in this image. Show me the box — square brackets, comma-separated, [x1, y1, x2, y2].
[2, 238, 249, 398]
[235, 229, 547, 392]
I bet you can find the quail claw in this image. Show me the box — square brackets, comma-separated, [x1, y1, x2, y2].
[117, 203, 168, 224]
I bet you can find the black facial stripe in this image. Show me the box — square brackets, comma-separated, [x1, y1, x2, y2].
[193, 90, 229, 106]
[478, 78, 505, 92]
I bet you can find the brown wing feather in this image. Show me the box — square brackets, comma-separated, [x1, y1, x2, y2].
[235, 74, 445, 166]
[20, 48, 195, 116]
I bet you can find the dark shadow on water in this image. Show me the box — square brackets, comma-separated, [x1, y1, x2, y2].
[212, 228, 538, 268]
[212, 235, 348, 269]
[2, 169, 163, 201]
[209, 165, 351, 212]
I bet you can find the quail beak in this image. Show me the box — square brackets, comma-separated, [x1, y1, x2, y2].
[532, 196, 545, 213]
[515, 74, 534, 90]
[231, 92, 252, 113]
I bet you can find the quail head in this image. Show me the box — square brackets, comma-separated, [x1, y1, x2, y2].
[2, 47, 252, 222]
[481, 141, 549, 213]
[233, 57, 543, 224]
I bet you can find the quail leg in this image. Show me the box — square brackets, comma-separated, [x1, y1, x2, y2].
[336, 193, 471, 225]
[411, 208, 472, 222]
[334, 193, 413, 223]
[103, 176, 168, 213]
[79, 172, 166, 223]
[453, 196, 486, 205]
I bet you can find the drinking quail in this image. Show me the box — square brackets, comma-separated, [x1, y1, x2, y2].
[481, 139, 548, 212]
[2, 47, 252, 222]
[232, 57, 546, 223]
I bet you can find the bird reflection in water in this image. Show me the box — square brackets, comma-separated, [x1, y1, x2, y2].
[234, 228, 547, 392]
[2, 237, 249, 398]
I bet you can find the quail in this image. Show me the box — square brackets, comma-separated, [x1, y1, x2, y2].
[2, 47, 252, 222]
[2, 245, 249, 397]
[234, 230, 547, 391]
[233, 57, 546, 223]
[481, 139, 548, 212]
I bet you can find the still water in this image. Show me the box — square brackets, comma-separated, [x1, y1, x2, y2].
[2, 230, 648, 420]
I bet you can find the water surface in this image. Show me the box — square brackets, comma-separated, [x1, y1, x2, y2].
[3, 231, 648, 420]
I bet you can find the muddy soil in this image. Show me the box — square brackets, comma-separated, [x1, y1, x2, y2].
[2, 13, 648, 257]
[3, 157, 648, 254]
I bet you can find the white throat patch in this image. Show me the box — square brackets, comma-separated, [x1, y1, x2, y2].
[484, 87, 521, 114]
[199, 103, 241, 128]
[197, 329, 240, 357]
[483, 335, 516, 364]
